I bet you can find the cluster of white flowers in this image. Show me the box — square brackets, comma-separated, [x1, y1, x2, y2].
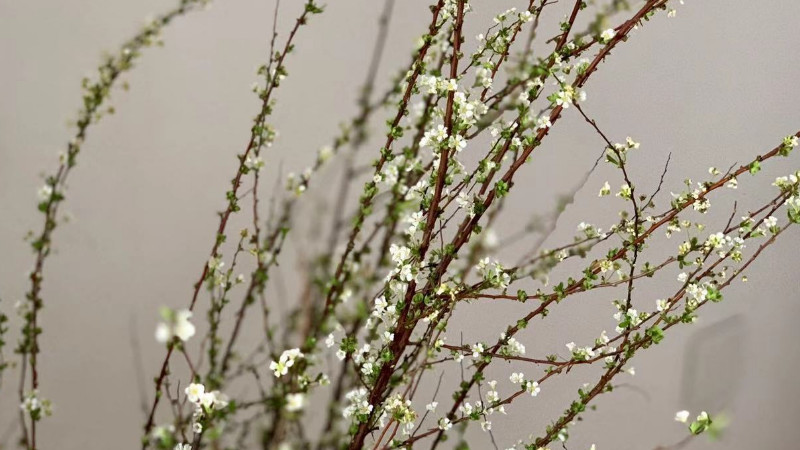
[590, 330, 618, 365]
[441, 0, 471, 20]
[388, 244, 414, 282]
[374, 154, 420, 191]
[553, 85, 585, 109]
[477, 257, 511, 289]
[704, 231, 725, 250]
[420, 124, 448, 149]
[596, 258, 616, 274]
[485, 379, 501, 405]
[20, 390, 52, 418]
[500, 336, 526, 357]
[151, 424, 176, 444]
[285, 169, 311, 196]
[184, 382, 229, 434]
[524, 380, 541, 396]
[455, 191, 477, 217]
[155, 307, 196, 343]
[773, 172, 799, 192]
[600, 28, 616, 43]
[674, 410, 712, 434]
[285, 392, 305, 412]
[684, 281, 720, 309]
[269, 348, 304, 377]
[207, 256, 227, 287]
[577, 221, 607, 240]
[379, 394, 417, 435]
[470, 342, 485, 359]
[244, 155, 265, 172]
[534, 114, 552, 132]
[674, 410, 690, 423]
[419, 75, 457, 95]
[566, 341, 596, 361]
[670, 178, 715, 214]
[763, 215, 779, 232]
[459, 400, 486, 417]
[37, 184, 54, 202]
[454, 91, 488, 128]
[493, 7, 519, 24]
[371, 296, 398, 326]
[598, 181, 612, 197]
[475, 64, 494, 89]
[613, 304, 642, 333]
[343, 387, 373, 420]
[350, 342, 381, 379]
[616, 183, 632, 200]
[702, 231, 745, 259]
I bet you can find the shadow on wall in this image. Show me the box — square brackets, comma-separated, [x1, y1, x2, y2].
[681, 315, 746, 418]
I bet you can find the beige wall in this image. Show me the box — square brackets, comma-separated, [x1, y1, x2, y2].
[1, 1, 799, 448]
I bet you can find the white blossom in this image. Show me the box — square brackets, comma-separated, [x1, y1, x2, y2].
[270, 348, 304, 377]
[524, 380, 540, 396]
[286, 393, 305, 412]
[600, 28, 616, 43]
[155, 308, 196, 343]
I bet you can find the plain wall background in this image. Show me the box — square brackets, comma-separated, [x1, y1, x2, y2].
[1, 1, 799, 448]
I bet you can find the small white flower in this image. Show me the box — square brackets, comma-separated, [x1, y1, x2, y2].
[325, 333, 335, 348]
[509, 372, 524, 384]
[598, 181, 611, 197]
[524, 380, 540, 396]
[764, 216, 778, 230]
[185, 383, 205, 404]
[617, 183, 632, 200]
[285, 393, 305, 412]
[155, 308, 196, 343]
[174, 444, 192, 450]
[37, 185, 53, 202]
[207, 256, 224, 272]
[600, 28, 616, 43]
[270, 348, 304, 377]
[449, 134, 467, 152]
[535, 115, 552, 131]
[426, 401, 438, 412]
[318, 145, 334, 163]
[245, 155, 265, 172]
[675, 410, 690, 423]
[199, 391, 217, 409]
